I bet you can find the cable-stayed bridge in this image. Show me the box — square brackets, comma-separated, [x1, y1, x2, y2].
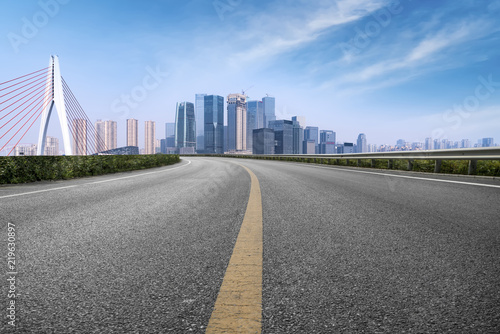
[0, 55, 106, 156]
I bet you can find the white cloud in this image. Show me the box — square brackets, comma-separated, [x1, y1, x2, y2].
[326, 18, 499, 90]
[405, 23, 471, 62]
[228, 0, 390, 64]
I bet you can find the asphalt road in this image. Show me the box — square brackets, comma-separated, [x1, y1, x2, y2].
[1, 157, 499, 333]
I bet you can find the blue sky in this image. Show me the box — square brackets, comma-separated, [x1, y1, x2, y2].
[1, 0, 500, 150]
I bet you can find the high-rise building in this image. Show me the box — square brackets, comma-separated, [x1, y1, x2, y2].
[253, 128, 275, 154]
[291, 116, 305, 128]
[356, 133, 367, 153]
[155, 139, 161, 153]
[223, 125, 228, 153]
[246, 100, 264, 152]
[320, 130, 336, 154]
[303, 140, 316, 154]
[95, 120, 117, 152]
[45, 136, 59, 156]
[105, 120, 117, 151]
[292, 119, 303, 154]
[461, 139, 470, 148]
[343, 142, 355, 154]
[126, 119, 138, 147]
[160, 139, 167, 154]
[165, 122, 175, 148]
[304, 126, 319, 153]
[195, 93, 207, 152]
[227, 93, 247, 152]
[95, 120, 106, 152]
[165, 123, 175, 138]
[263, 96, 276, 127]
[269, 120, 293, 154]
[15, 144, 37, 156]
[442, 139, 451, 150]
[72, 118, 87, 155]
[175, 102, 196, 149]
[482, 137, 494, 147]
[204, 95, 224, 154]
[425, 137, 433, 150]
[144, 121, 156, 154]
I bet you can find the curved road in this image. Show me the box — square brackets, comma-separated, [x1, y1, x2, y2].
[1, 157, 499, 333]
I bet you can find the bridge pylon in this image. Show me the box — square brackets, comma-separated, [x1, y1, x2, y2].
[37, 55, 72, 155]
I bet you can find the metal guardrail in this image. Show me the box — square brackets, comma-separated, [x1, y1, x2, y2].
[275, 147, 500, 160]
[182, 147, 500, 175]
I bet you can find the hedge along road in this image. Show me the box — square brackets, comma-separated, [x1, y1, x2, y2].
[0, 154, 180, 184]
[0, 157, 499, 333]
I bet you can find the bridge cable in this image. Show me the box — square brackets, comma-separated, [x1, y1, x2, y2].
[0, 67, 49, 87]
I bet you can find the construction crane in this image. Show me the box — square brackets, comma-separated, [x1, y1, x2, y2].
[242, 85, 254, 97]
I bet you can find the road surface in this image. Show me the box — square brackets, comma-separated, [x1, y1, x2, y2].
[1, 157, 499, 333]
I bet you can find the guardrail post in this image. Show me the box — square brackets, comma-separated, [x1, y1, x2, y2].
[468, 160, 477, 175]
[407, 159, 414, 171]
[434, 160, 442, 173]
[371, 159, 376, 168]
[346, 159, 350, 166]
[388, 159, 394, 169]
[357, 159, 361, 167]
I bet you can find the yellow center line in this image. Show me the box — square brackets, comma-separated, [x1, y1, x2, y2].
[206, 164, 263, 334]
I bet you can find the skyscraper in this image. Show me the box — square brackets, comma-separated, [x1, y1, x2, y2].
[246, 100, 264, 152]
[144, 121, 156, 154]
[227, 93, 247, 152]
[72, 118, 87, 155]
[195, 93, 207, 152]
[269, 120, 293, 154]
[425, 137, 433, 150]
[204, 95, 224, 154]
[292, 116, 305, 128]
[292, 119, 303, 154]
[262, 96, 275, 127]
[304, 126, 319, 154]
[95, 120, 106, 152]
[127, 119, 138, 147]
[356, 133, 367, 153]
[165, 122, 175, 148]
[105, 120, 117, 150]
[45, 136, 59, 156]
[96, 120, 117, 152]
[175, 102, 196, 149]
[482, 137, 494, 147]
[320, 130, 336, 154]
[253, 128, 275, 154]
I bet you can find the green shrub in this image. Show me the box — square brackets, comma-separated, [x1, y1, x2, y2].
[0, 154, 180, 184]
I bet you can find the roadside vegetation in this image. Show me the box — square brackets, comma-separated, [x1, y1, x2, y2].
[189, 154, 500, 177]
[0, 154, 180, 184]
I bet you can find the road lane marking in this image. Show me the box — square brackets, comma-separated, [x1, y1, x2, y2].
[206, 164, 263, 333]
[0, 160, 192, 199]
[89, 159, 191, 184]
[0, 185, 78, 199]
[273, 161, 500, 189]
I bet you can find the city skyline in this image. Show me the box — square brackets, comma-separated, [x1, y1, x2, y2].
[8, 94, 499, 156]
[1, 1, 499, 151]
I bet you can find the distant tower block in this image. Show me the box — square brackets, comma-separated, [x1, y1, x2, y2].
[37, 55, 72, 155]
